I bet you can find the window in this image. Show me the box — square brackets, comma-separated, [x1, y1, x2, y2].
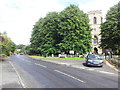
[88, 55, 100, 59]
[93, 17, 97, 24]
[93, 36, 98, 44]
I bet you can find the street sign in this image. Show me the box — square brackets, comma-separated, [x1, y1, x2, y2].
[69, 50, 74, 55]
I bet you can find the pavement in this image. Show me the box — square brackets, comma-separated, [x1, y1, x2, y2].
[0, 58, 23, 89]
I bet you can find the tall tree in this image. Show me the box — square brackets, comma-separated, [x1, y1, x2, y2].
[57, 4, 92, 54]
[0, 33, 16, 56]
[16, 44, 26, 49]
[41, 12, 61, 55]
[30, 4, 92, 56]
[30, 17, 45, 55]
[100, 2, 120, 54]
[30, 12, 61, 56]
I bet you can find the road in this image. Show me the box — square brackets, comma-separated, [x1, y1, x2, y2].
[8, 55, 118, 88]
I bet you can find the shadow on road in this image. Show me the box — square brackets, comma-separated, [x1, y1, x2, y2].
[82, 63, 103, 68]
[82, 63, 87, 66]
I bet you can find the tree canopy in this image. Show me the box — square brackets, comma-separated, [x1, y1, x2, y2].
[0, 33, 16, 56]
[30, 4, 92, 56]
[16, 44, 26, 49]
[100, 2, 120, 54]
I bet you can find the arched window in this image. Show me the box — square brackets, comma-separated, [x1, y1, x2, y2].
[94, 47, 98, 54]
[93, 17, 97, 24]
[93, 36, 98, 44]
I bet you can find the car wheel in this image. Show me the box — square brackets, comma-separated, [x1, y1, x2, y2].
[86, 63, 90, 67]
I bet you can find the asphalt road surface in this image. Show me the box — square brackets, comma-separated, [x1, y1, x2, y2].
[8, 55, 118, 88]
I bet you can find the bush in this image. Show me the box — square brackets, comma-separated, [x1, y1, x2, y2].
[0, 54, 7, 58]
[111, 58, 120, 67]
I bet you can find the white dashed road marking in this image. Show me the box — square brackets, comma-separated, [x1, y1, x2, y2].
[59, 63, 115, 75]
[54, 70, 86, 83]
[35, 63, 47, 68]
[17, 56, 116, 76]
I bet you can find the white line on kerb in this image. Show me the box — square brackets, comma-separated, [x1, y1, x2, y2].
[35, 63, 47, 68]
[54, 70, 86, 83]
[9, 61, 26, 88]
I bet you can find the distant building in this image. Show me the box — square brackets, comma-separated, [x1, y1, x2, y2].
[88, 10, 103, 54]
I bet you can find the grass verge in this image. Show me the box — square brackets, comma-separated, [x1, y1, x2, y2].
[31, 55, 85, 60]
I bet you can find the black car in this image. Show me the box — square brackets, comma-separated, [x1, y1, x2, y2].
[86, 54, 103, 67]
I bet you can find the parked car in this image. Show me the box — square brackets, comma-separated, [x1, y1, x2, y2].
[19, 53, 24, 55]
[86, 54, 103, 67]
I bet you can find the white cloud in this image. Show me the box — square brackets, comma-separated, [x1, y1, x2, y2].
[79, 0, 119, 18]
[0, 0, 64, 45]
[0, 0, 119, 45]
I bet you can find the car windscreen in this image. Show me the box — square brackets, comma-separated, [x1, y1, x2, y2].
[88, 55, 101, 59]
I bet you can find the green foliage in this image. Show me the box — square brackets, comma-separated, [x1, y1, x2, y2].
[0, 33, 16, 56]
[31, 55, 85, 60]
[100, 2, 120, 55]
[15, 44, 30, 54]
[30, 4, 92, 56]
[0, 54, 7, 58]
[57, 5, 92, 54]
[16, 44, 26, 49]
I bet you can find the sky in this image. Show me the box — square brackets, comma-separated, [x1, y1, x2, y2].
[0, 0, 119, 45]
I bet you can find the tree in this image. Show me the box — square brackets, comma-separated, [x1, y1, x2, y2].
[30, 12, 61, 56]
[18, 45, 31, 54]
[30, 17, 50, 55]
[30, 4, 92, 56]
[16, 44, 25, 49]
[57, 4, 92, 54]
[0, 33, 16, 56]
[100, 2, 120, 55]
[16, 44, 28, 54]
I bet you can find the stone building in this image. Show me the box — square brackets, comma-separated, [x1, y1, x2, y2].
[88, 10, 103, 54]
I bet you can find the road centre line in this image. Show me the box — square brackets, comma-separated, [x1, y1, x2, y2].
[21, 57, 115, 76]
[35, 61, 115, 75]
[54, 70, 86, 83]
[60, 63, 115, 75]
[85, 68, 115, 75]
[53, 62, 115, 74]
[35, 63, 47, 68]
[72, 66, 114, 75]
